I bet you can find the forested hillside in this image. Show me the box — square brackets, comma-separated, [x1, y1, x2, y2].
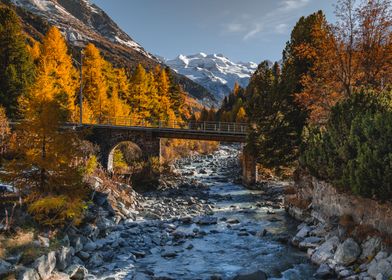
[217, 0, 392, 198]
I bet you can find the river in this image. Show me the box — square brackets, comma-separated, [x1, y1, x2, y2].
[92, 145, 316, 280]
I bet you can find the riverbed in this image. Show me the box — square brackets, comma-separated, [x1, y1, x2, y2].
[92, 145, 316, 280]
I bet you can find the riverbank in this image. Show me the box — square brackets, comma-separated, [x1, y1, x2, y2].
[1, 145, 318, 280]
[285, 170, 392, 280]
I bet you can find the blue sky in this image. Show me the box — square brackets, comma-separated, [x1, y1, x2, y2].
[92, 0, 335, 63]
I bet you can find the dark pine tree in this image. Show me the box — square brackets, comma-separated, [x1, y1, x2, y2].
[0, 6, 35, 118]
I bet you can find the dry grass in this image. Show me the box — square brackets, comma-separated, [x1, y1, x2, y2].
[0, 229, 61, 265]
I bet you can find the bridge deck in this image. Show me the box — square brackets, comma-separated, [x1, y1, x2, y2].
[81, 118, 248, 142]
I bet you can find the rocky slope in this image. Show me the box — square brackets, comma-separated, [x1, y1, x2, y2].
[164, 53, 259, 102]
[5, 0, 216, 105]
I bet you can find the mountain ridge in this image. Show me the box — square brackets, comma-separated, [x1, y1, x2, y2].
[5, 0, 216, 105]
[164, 53, 260, 102]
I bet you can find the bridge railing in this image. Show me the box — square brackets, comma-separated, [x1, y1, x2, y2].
[84, 116, 248, 134]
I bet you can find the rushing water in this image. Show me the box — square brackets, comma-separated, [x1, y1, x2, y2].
[132, 145, 316, 279]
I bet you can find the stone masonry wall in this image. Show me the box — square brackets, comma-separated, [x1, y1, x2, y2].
[291, 172, 392, 236]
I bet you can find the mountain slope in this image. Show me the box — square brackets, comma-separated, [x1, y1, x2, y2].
[164, 53, 259, 101]
[5, 0, 216, 105]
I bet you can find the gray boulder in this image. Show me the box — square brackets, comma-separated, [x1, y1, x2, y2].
[56, 246, 75, 271]
[34, 251, 56, 280]
[17, 268, 40, 280]
[334, 238, 361, 266]
[232, 269, 267, 280]
[65, 264, 88, 280]
[296, 225, 312, 239]
[360, 237, 382, 261]
[367, 252, 392, 279]
[195, 216, 218, 225]
[70, 236, 84, 253]
[96, 217, 114, 236]
[0, 259, 12, 277]
[88, 253, 103, 267]
[314, 264, 335, 279]
[84, 241, 98, 252]
[311, 236, 340, 265]
[299, 237, 324, 249]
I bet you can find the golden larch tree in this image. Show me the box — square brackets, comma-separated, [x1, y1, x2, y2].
[82, 43, 109, 122]
[39, 27, 78, 120]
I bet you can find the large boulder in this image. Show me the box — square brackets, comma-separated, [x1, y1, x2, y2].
[367, 252, 392, 279]
[0, 259, 12, 277]
[65, 264, 88, 280]
[311, 236, 340, 265]
[360, 237, 382, 261]
[96, 217, 115, 236]
[232, 269, 267, 280]
[334, 238, 361, 266]
[34, 251, 56, 280]
[56, 246, 75, 271]
[314, 263, 335, 279]
[17, 267, 40, 280]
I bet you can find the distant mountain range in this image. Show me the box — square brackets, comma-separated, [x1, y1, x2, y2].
[163, 53, 262, 102]
[6, 0, 216, 105]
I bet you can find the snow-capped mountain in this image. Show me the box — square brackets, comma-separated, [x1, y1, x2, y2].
[164, 53, 258, 101]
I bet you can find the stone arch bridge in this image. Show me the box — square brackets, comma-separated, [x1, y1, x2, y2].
[82, 118, 257, 185]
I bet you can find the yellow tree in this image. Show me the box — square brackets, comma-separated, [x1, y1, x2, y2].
[39, 27, 78, 120]
[2, 54, 88, 226]
[0, 106, 11, 159]
[129, 64, 151, 122]
[82, 43, 109, 122]
[155, 67, 176, 123]
[236, 106, 247, 123]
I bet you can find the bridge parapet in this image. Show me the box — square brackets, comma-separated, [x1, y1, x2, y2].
[84, 116, 248, 136]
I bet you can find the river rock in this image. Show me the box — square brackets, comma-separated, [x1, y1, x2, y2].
[38, 235, 50, 248]
[65, 264, 88, 280]
[52, 272, 71, 280]
[77, 251, 90, 261]
[56, 246, 74, 271]
[296, 225, 312, 239]
[0, 259, 12, 277]
[232, 269, 267, 280]
[88, 253, 103, 267]
[195, 216, 218, 225]
[227, 218, 240, 224]
[70, 236, 84, 253]
[314, 263, 335, 279]
[34, 251, 56, 280]
[84, 241, 98, 252]
[299, 236, 324, 249]
[334, 238, 361, 266]
[17, 267, 40, 280]
[360, 236, 382, 261]
[367, 252, 392, 278]
[311, 236, 340, 265]
[96, 217, 114, 236]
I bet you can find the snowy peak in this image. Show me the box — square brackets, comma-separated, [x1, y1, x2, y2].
[10, 0, 155, 59]
[164, 53, 258, 101]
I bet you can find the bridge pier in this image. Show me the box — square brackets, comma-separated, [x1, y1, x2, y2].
[242, 148, 258, 186]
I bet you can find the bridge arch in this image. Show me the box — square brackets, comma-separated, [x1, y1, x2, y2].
[87, 127, 161, 172]
[107, 141, 143, 172]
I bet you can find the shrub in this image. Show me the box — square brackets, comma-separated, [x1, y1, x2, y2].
[85, 155, 98, 175]
[27, 195, 86, 227]
[301, 90, 392, 200]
